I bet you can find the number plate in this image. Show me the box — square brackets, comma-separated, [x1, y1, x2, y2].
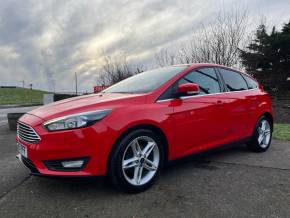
[18, 142, 27, 158]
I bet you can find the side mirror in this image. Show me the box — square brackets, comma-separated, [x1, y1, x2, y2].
[177, 83, 200, 96]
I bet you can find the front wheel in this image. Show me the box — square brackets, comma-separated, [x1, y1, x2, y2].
[108, 129, 164, 193]
[246, 116, 273, 152]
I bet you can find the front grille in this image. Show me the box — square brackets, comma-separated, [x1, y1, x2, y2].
[17, 122, 40, 144]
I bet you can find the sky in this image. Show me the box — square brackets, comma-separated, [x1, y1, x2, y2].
[0, 0, 290, 93]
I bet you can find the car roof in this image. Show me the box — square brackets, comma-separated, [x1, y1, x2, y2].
[173, 63, 228, 68]
[172, 63, 252, 77]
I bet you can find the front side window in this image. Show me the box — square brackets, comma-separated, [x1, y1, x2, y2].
[178, 68, 221, 95]
[219, 68, 248, 91]
[103, 66, 187, 94]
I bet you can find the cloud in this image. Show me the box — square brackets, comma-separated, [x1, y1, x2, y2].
[0, 0, 289, 92]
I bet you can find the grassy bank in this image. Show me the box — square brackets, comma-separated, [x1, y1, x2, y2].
[0, 88, 49, 105]
[273, 123, 290, 141]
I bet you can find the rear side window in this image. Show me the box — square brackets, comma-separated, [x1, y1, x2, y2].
[243, 74, 258, 89]
[178, 68, 221, 95]
[219, 68, 248, 91]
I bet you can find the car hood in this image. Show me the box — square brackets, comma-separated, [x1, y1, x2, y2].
[28, 93, 146, 121]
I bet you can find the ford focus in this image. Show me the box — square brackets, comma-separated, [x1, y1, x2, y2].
[17, 63, 273, 192]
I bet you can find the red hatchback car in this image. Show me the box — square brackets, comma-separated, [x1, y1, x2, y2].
[17, 63, 273, 192]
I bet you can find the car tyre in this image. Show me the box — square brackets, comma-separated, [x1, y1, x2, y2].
[246, 116, 273, 152]
[108, 129, 164, 193]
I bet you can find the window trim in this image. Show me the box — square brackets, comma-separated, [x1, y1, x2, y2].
[156, 66, 258, 103]
[156, 87, 258, 103]
[156, 66, 224, 102]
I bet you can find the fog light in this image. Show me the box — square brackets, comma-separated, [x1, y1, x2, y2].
[61, 160, 84, 168]
[43, 157, 89, 171]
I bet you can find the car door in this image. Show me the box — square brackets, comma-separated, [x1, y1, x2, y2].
[217, 68, 251, 141]
[169, 67, 229, 158]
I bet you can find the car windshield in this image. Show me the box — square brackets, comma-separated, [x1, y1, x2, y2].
[103, 66, 188, 94]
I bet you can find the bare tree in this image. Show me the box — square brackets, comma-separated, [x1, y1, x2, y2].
[154, 48, 178, 67]
[96, 55, 143, 86]
[155, 9, 248, 68]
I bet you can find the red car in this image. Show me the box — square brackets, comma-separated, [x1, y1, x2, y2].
[17, 63, 273, 192]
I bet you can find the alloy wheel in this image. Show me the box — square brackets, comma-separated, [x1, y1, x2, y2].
[257, 119, 271, 148]
[122, 136, 160, 186]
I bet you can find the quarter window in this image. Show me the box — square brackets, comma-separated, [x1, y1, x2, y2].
[178, 68, 221, 95]
[219, 69, 248, 91]
[243, 74, 258, 89]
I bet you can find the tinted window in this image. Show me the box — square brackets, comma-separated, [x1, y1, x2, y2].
[178, 68, 221, 95]
[243, 74, 258, 89]
[103, 66, 187, 94]
[219, 69, 248, 91]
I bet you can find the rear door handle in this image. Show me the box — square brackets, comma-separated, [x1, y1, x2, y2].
[250, 97, 257, 101]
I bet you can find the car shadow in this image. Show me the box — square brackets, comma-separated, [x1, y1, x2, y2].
[164, 143, 248, 172]
[30, 144, 249, 195]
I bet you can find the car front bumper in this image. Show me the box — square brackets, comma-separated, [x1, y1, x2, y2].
[16, 113, 119, 177]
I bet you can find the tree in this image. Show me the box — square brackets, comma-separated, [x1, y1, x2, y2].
[155, 9, 248, 68]
[154, 48, 177, 67]
[96, 55, 143, 86]
[240, 21, 290, 91]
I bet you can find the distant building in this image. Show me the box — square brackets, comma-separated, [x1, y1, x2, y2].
[0, 86, 19, 88]
[93, 85, 109, 93]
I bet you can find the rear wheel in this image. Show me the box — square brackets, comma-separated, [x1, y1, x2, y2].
[108, 129, 164, 193]
[246, 116, 272, 152]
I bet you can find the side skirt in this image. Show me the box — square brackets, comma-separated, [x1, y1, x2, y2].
[166, 136, 252, 167]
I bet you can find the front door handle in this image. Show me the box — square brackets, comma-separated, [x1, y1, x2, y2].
[217, 100, 223, 105]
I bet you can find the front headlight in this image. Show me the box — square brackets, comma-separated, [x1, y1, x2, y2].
[44, 109, 112, 131]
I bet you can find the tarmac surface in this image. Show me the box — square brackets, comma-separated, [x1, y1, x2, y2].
[0, 124, 289, 218]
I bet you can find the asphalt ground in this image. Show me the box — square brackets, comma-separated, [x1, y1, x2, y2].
[0, 124, 289, 218]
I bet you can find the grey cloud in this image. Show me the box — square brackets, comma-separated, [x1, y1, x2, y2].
[0, 0, 290, 92]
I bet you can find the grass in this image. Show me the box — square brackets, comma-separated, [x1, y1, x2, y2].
[0, 87, 49, 105]
[273, 123, 290, 141]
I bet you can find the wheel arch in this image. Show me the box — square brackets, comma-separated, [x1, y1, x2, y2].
[107, 123, 169, 174]
[260, 112, 274, 129]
